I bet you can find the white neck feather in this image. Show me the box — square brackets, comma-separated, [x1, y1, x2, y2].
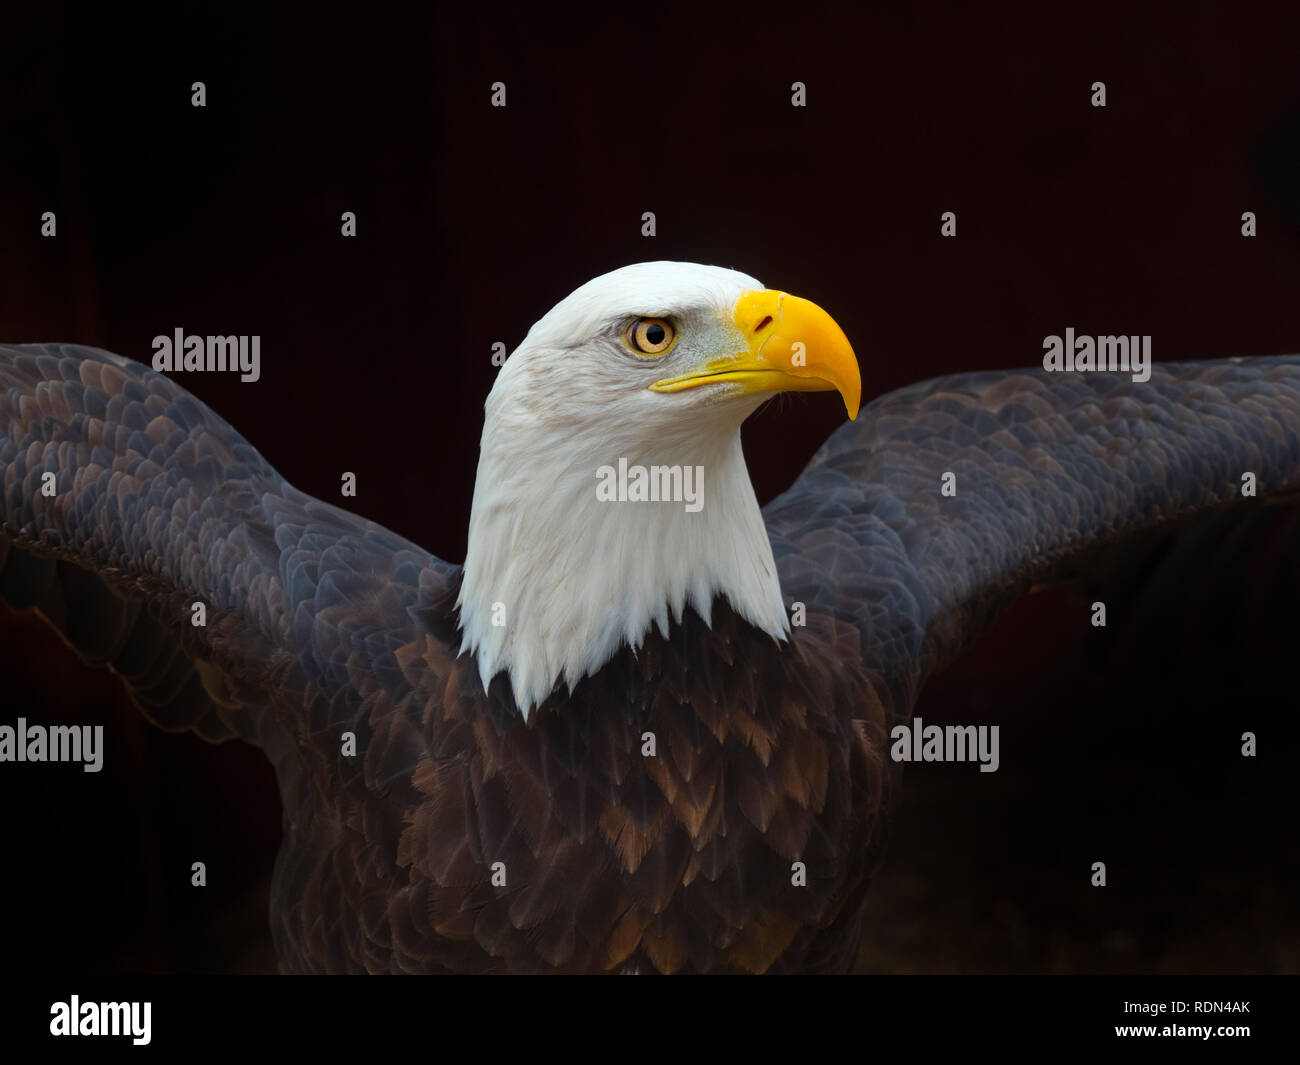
[456, 381, 789, 716]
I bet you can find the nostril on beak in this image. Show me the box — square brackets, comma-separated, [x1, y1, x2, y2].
[754, 315, 772, 333]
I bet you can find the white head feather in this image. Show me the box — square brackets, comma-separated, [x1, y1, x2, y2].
[457, 262, 791, 716]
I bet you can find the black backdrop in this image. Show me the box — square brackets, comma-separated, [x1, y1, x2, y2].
[0, 3, 1297, 972]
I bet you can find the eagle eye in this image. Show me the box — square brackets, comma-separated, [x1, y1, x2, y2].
[626, 317, 676, 356]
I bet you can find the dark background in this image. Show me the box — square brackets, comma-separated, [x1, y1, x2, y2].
[0, 3, 1297, 972]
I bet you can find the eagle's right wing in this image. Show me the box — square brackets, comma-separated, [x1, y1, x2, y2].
[0, 342, 482, 970]
[0, 342, 460, 746]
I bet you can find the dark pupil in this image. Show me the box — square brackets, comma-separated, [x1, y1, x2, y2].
[645, 323, 665, 346]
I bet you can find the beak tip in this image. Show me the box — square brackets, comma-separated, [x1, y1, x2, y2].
[842, 372, 862, 421]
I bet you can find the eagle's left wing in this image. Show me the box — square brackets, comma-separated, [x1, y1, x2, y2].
[764, 355, 1300, 727]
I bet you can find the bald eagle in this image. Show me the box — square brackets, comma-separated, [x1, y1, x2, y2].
[1, 262, 1298, 973]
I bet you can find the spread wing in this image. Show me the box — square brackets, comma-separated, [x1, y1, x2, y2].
[0, 343, 467, 969]
[764, 356, 1300, 719]
[0, 343, 457, 743]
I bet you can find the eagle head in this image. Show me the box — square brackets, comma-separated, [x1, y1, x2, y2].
[457, 261, 859, 716]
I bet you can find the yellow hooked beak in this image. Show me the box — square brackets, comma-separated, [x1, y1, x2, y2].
[648, 289, 861, 419]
